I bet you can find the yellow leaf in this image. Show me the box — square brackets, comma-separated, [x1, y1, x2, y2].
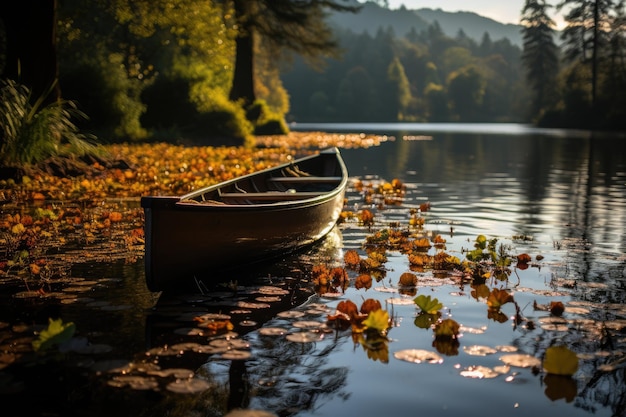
[11, 223, 25, 234]
[543, 345, 579, 376]
[363, 309, 389, 333]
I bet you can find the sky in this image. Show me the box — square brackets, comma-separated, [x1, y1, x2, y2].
[380, 1, 565, 27]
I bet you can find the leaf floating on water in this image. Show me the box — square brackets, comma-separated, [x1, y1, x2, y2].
[148, 368, 195, 379]
[486, 288, 514, 309]
[344, 249, 362, 269]
[413, 294, 443, 314]
[496, 345, 518, 353]
[387, 297, 415, 306]
[166, 378, 212, 394]
[191, 344, 224, 354]
[398, 272, 418, 287]
[355, 273, 373, 290]
[192, 313, 232, 321]
[255, 296, 281, 303]
[459, 325, 486, 334]
[209, 338, 249, 350]
[108, 375, 158, 390]
[285, 331, 323, 343]
[237, 301, 271, 309]
[500, 353, 541, 368]
[363, 309, 390, 334]
[257, 286, 289, 295]
[433, 318, 460, 338]
[292, 320, 324, 329]
[543, 345, 579, 376]
[221, 350, 252, 360]
[170, 342, 203, 353]
[394, 349, 443, 364]
[32, 318, 76, 352]
[460, 365, 500, 379]
[258, 327, 286, 336]
[463, 345, 498, 356]
[276, 310, 305, 319]
[550, 301, 565, 316]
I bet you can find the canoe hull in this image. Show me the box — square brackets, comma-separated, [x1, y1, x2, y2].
[141, 148, 347, 292]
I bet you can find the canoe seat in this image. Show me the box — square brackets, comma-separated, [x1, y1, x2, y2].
[219, 191, 323, 201]
[267, 176, 342, 184]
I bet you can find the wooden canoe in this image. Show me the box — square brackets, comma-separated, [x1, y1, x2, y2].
[140, 147, 348, 292]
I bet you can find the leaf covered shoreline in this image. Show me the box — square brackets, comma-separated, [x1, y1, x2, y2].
[0, 132, 385, 283]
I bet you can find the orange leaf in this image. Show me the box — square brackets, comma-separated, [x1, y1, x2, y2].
[343, 249, 361, 269]
[486, 288, 514, 309]
[360, 299, 382, 315]
[550, 301, 565, 316]
[398, 272, 418, 287]
[337, 300, 359, 319]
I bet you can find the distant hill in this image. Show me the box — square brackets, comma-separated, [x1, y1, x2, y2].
[415, 8, 523, 46]
[328, 2, 523, 46]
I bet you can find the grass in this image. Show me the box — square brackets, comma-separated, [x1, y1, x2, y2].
[0, 78, 99, 167]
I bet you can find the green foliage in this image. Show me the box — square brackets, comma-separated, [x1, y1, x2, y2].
[466, 234, 497, 262]
[447, 65, 486, 121]
[247, 100, 289, 135]
[413, 294, 443, 314]
[0, 78, 98, 166]
[59, 50, 149, 141]
[32, 318, 76, 352]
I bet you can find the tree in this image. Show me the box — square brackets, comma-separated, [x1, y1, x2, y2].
[386, 57, 412, 120]
[0, 0, 60, 105]
[447, 65, 486, 121]
[228, 0, 359, 107]
[521, 0, 560, 119]
[558, 0, 615, 111]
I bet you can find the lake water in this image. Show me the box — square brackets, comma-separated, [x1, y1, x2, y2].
[2, 123, 625, 417]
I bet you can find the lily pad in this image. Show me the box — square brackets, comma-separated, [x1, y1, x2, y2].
[463, 345, 497, 356]
[460, 365, 500, 379]
[166, 378, 212, 393]
[500, 353, 541, 368]
[394, 349, 443, 364]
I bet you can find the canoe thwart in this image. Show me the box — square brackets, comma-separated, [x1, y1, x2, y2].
[267, 176, 343, 184]
[219, 191, 323, 201]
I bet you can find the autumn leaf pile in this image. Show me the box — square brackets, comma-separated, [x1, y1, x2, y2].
[0, 134, 384, 284]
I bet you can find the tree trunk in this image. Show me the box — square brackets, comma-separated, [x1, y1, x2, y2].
[0, 0, 61, 105]
[228, 0, 256, 106]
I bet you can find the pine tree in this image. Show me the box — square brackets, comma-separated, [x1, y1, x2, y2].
[521, 0, 560, 119]
[558, 0, 615, 111]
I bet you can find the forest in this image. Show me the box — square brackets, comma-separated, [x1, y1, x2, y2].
[284, 0, 626, 129]
[1, 0, 625, 168]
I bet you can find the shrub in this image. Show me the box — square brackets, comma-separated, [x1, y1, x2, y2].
[60, 53, 148, 141]
[0, 78, 98, 167]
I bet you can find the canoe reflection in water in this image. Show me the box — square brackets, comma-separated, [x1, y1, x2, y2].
[143, 226, 348, 415]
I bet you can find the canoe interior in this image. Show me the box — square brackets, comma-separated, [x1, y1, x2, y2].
[180, 149, 345, 205]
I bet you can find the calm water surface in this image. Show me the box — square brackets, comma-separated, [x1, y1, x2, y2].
[2, 123, 625, 417]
